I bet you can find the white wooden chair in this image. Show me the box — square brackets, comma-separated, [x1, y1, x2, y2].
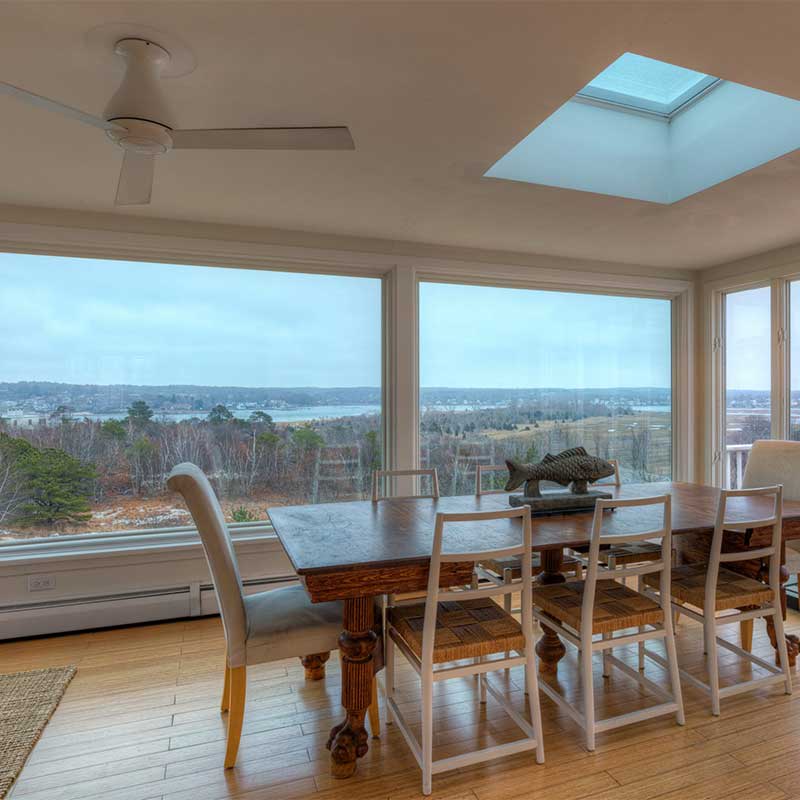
[570, 460, 664, 587]
[474, 464, 581, 616]
[534, 495, 684, 751]
[372, 467, 439, 502]
[372, 468, 441, 691]
[385, 506, 544, 795]
[642, 485, 792, 715]
[167, 462, 379, 768]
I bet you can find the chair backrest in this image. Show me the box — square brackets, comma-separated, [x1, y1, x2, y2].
[583, 495, 673, 633]
[742, 440, 800, 500]
[592, 459, 621, 487]
[706, 485, 783, 612]
[372, 468, 440, 501]
[421, 507, 533, 668]
[475, 464, 510, 496]
[166, 463, 248, 666]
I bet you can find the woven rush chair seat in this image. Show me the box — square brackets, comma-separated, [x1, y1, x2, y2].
[535, 580, 664, 634]
[388, 598, 524, 663]
[599, 541, 662, 565]
[644, 564, 774, 611]
[480, 552, 581, 579]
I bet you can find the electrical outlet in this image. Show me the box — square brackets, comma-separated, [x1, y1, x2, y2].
[28, 574, 56, 592]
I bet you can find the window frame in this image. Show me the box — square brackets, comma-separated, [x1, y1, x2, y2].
[0, 222, 692, 563]
[708, 276, 794, 487]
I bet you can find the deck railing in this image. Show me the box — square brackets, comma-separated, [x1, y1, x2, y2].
[725, 443, 753, 489]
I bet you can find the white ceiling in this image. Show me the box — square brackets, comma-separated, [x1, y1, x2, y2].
[3, 1, 800, 270]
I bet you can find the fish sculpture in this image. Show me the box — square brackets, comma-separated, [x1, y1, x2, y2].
[504, 446, 615, 496]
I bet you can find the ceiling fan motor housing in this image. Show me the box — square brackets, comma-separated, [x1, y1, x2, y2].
[104, 37, 176, 145]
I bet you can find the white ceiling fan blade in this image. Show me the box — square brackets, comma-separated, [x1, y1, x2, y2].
[171, 126, 354, 151]
[115, 151, 155, 206]
[0, 81, 124, 132]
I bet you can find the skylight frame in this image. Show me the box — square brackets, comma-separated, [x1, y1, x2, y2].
[576, 57, 721, 119]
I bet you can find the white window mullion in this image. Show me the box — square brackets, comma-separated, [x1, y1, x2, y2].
[385, 264, 419, 494]
[709, 288, 726, 486]
[772, 278, 790, 441]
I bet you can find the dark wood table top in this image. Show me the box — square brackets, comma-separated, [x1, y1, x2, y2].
[270, 481, 800, 584]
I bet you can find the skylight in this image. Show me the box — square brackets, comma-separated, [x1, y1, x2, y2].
[577, 52, 719, 117]
[484, 52, 800, 204]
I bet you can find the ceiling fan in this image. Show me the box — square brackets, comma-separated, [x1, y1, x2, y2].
[0, 37, 354, 206]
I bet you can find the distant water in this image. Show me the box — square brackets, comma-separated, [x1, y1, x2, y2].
[7, 402, 671, 427]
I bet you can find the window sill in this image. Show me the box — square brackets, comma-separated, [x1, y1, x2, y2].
[0, 521, 277, 568]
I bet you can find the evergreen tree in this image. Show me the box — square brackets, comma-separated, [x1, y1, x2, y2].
[208, 404, 234, 424]
[0, 434, 95, 526]
[127, 400, 154, 427]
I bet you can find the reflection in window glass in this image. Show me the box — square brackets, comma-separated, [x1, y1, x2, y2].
[0, 254, 381, 542]
[419, 282, 672, 497]
[725, 286, 771, 488]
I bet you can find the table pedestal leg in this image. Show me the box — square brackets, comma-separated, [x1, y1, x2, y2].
[327, 596, 377, 778]
[535, 548, 567, 675]
[300, 652, 330, 680]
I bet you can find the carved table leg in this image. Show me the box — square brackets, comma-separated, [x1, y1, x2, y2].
[300, 652, 330, 680]
[327, 596, 377, 778]
[535, 548, 567, 675]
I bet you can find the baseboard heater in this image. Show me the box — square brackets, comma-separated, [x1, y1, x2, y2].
[0, 576, 298, 640]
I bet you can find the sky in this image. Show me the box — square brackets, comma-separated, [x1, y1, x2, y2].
[0, 252, 675, 390]
[420, 282, 671, 389]
[726, 286, 771, 392]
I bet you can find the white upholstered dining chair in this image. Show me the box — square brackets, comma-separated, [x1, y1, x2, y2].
[742, 440, 800, 588]
[167, 462, 379, 769]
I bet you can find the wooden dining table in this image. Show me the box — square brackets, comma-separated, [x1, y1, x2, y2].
[269, 480, 800, 778]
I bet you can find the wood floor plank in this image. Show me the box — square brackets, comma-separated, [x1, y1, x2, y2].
[3, 611, 798, 800]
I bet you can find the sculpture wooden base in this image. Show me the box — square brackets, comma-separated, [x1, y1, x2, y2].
[510, 489, 612, 516]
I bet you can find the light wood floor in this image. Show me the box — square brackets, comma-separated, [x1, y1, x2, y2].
[4, 610, 800, 800]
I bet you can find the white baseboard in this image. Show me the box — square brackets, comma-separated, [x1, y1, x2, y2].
[0, 576, 297, 640]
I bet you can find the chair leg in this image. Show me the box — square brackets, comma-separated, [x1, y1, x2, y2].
[601, 632, 611, 678]
[580, 641, 595, 751]
[524, 644, 545, 764]
[224, 666, 246, 768]
[664, 613, 685, 725]
[705, 620, 721, 716]
[503, 570, 512, 672]
[740, 619, 754, 653]
[385, 631, 395, 724]
[421, 666, 433, 795]
[220, 662, 231, 712]
[637, 576, 645, 671]
[368, 676, 381, 738]
[772, 606, 793, 696]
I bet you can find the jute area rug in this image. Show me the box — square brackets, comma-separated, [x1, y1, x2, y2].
[0, 666, 76, 798]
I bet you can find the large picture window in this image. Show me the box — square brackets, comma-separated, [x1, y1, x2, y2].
[419, 282, 672, 496]
[0, 254, 382, 543]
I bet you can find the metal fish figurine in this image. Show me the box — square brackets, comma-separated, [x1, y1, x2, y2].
[504, 446, 615, 496]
